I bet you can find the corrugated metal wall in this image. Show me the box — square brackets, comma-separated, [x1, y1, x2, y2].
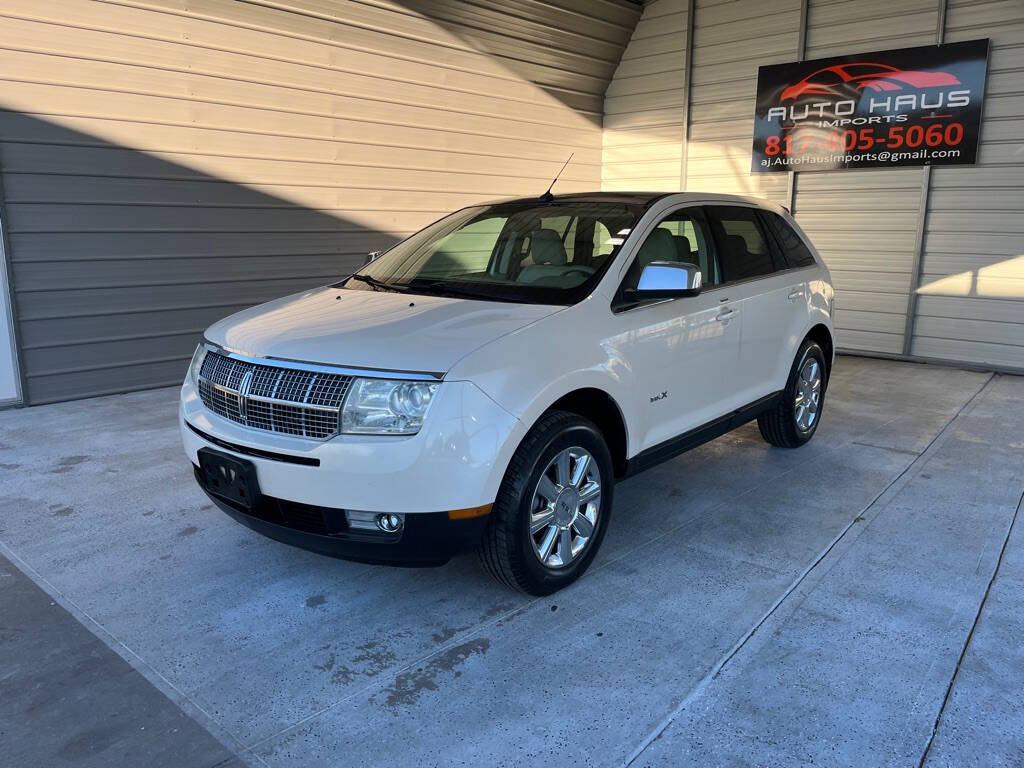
[0, 0, 640, 404]
[3, 0, 1020, 404]
[911, 0, 1024, 369]
[685, 0, 798, 205]
[602, 0, 802, 202]
[603, 0, 1024, 373]
[602, 0, 688, 191]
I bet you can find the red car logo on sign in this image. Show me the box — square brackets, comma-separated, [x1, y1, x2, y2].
[780, 62, 961, 101]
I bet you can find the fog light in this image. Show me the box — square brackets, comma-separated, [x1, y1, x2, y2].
[346, 511, 406, 534]
[376, 513, 404, 533]
[345, 510, 377, 532]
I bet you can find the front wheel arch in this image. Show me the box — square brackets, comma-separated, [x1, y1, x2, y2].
[546, 388, 629, 478]
[478, 409, 615, 595]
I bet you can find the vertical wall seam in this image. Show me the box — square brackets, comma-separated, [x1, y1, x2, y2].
[902, 0, 949, 356]
[0, 161, 26, 407]
[904, 165, 934, 355]
[787, 0, 810, 212]
[680, 0, 696, 191]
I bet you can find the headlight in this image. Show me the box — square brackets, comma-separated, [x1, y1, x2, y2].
[188, 344, 207, 387]
[341, 378, 439, 435]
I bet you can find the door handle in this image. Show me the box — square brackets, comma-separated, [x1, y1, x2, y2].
[715, 307, 735, 322]
[788, 289, 804, 302]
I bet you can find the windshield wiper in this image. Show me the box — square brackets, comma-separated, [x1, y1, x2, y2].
[347, 274, 409, 293]
[414, 281, 501, 301]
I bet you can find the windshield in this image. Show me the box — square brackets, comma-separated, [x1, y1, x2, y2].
[340, 201, 645, 305]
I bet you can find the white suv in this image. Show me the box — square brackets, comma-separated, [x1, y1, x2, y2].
[181, 192, 834, 595]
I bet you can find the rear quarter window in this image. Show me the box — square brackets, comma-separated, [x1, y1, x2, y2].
[761, 212, 817, 269]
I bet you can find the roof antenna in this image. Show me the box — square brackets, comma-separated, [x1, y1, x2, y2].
[539, 153, 573, 203]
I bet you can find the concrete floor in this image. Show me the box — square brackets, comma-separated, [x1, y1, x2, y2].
[1, 357, 1021, 767]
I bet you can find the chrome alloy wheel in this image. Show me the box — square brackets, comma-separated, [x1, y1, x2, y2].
[794, 356, 822, 432]
[529, 446, 601, 569]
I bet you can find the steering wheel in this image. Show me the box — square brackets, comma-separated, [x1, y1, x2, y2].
[562, 268, 592, 278]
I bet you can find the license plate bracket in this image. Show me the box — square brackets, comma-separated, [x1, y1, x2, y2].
[197, 448, 261, 510]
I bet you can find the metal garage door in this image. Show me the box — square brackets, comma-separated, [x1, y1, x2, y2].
[0, 0, 639, 404]
[909, 0, 1024, 370]
[791, 0, 942, 356]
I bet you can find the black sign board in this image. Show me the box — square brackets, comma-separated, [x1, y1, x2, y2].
[752, 39, 989, 173]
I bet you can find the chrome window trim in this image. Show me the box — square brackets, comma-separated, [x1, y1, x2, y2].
[204, 342, 445, 381]
[611, 264, 820, 315]
[702, 263, 819, 293]
[612, 297, 676, 315]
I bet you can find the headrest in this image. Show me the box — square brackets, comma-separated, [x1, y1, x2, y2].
[725, 234, 749, 255]
[530, 229, 567, 265]
[636, 228, 678, 267]
[672, 234, 692, 260]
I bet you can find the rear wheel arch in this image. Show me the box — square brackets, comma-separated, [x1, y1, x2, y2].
[804, 323, 834, 382]
[758, 338, 827, 448]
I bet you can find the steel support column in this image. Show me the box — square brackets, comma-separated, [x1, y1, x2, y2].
[679, 0, 696, 191]
[902, 0, 949, 355]
[787, 0, 810, 212]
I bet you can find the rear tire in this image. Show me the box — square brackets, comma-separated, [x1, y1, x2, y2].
[478, 410, 613, 596]
[757, 340, 827, 448]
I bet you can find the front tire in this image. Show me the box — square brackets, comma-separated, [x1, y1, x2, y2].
[478, 410, 613, 595]
[757, 339, 827, 448]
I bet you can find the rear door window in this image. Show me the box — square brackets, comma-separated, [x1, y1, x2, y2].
[759, 212, 817, 269]
[704, 206, 781, 283]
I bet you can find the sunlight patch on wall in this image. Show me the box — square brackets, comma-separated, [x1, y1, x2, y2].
[917, 255, 1024, 300]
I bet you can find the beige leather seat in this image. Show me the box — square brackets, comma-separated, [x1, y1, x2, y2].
[518, 229, 569, 283]
[622, 227, 679, 288]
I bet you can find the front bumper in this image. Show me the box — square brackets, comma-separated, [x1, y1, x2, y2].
[180, 376, 525, 514]
[195, 465, 488, 565]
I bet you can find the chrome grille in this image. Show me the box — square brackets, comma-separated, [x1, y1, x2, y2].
[197, 350, 351, 440]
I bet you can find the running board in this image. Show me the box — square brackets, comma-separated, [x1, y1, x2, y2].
[623, 391, 783, 477]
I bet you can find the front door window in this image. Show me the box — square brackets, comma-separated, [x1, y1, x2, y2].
[621, 209, 719, 292]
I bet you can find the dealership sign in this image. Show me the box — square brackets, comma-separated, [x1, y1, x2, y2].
[751, 39, 989, 173]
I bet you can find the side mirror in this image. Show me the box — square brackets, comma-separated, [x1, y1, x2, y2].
[623, 261, 702, 303]
[365, 250, 382, 265]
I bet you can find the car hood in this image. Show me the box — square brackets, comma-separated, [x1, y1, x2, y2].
[204, 286, 563, 375]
